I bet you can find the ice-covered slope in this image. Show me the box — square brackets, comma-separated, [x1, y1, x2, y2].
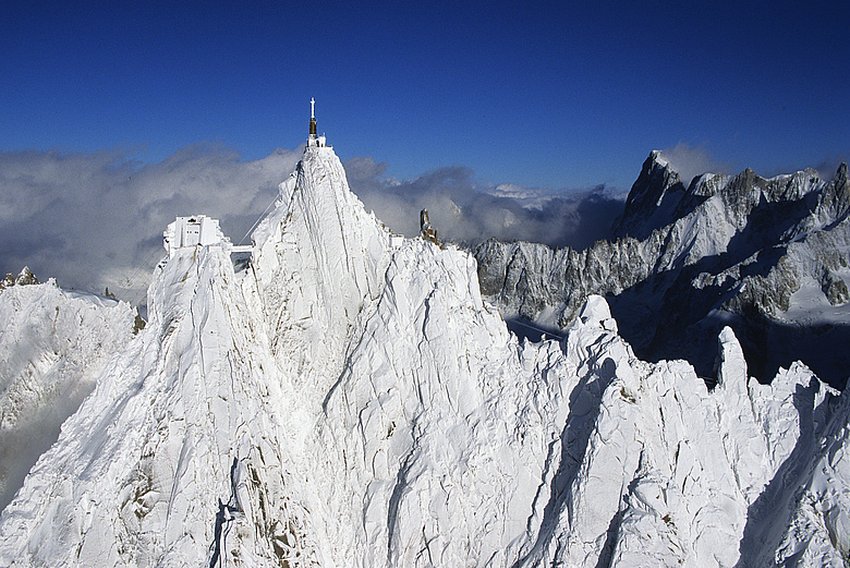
[0, 269, 135, 512]
[474, 154, 850, 385]
[1, 144, 847, 567]
[244, 146, 392, 396]
[774, 387, 850, 567]
[0, 226, 318, 566]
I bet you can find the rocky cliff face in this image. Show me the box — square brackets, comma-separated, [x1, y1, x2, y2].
[1, 146, 848, 566]
[474, 153, 850, 386]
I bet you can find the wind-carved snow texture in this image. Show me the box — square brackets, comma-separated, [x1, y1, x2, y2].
[0, 271, 135, 511]
[474, 152, 850, 385]
[1, 145, 848, 566]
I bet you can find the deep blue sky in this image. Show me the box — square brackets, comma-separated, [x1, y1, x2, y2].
[1, 1, 848, 189]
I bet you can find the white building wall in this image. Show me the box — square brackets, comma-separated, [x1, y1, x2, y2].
[164, 215, 226, 258]
[198, 217, 219, 246]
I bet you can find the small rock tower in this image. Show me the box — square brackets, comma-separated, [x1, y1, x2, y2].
[307, 97, 327, 148]
[420, 209, 442, 247]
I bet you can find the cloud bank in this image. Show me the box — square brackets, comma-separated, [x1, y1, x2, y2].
[346, 157, 625, 251]
[659, 143, 729, 186]
[0, 146, 301, 303]
[0, 147, 626, 304]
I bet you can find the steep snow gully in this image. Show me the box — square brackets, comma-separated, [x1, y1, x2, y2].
[1, 144, 848, 567]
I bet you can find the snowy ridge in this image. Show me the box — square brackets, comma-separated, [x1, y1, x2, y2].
[0, 275, 135, 511]
[0, 145, 848, 566]
[510, 304, 842, 567]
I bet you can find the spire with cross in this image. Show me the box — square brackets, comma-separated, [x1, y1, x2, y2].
[307, 97, 328, 148]
[309, 97, 317, 138]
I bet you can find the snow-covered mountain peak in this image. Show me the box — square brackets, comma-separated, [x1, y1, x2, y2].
[614, 150, 687, 239]
[1, 141, 569, 565]
[617, 159, 847, 243]
[814, 161, 850, 224]
[245, 144, 395, 397]
[648, 148, 667, 166]
[0, 266, 39, 290]
[3, 133, 850, 566]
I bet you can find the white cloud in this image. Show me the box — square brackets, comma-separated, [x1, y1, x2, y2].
[346, 161, 625, 250]
[0, 146, 301, 303]
[659, 142, 728, 185]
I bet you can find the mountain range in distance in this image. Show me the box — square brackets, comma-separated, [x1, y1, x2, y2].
[474, 151, 850, 389]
